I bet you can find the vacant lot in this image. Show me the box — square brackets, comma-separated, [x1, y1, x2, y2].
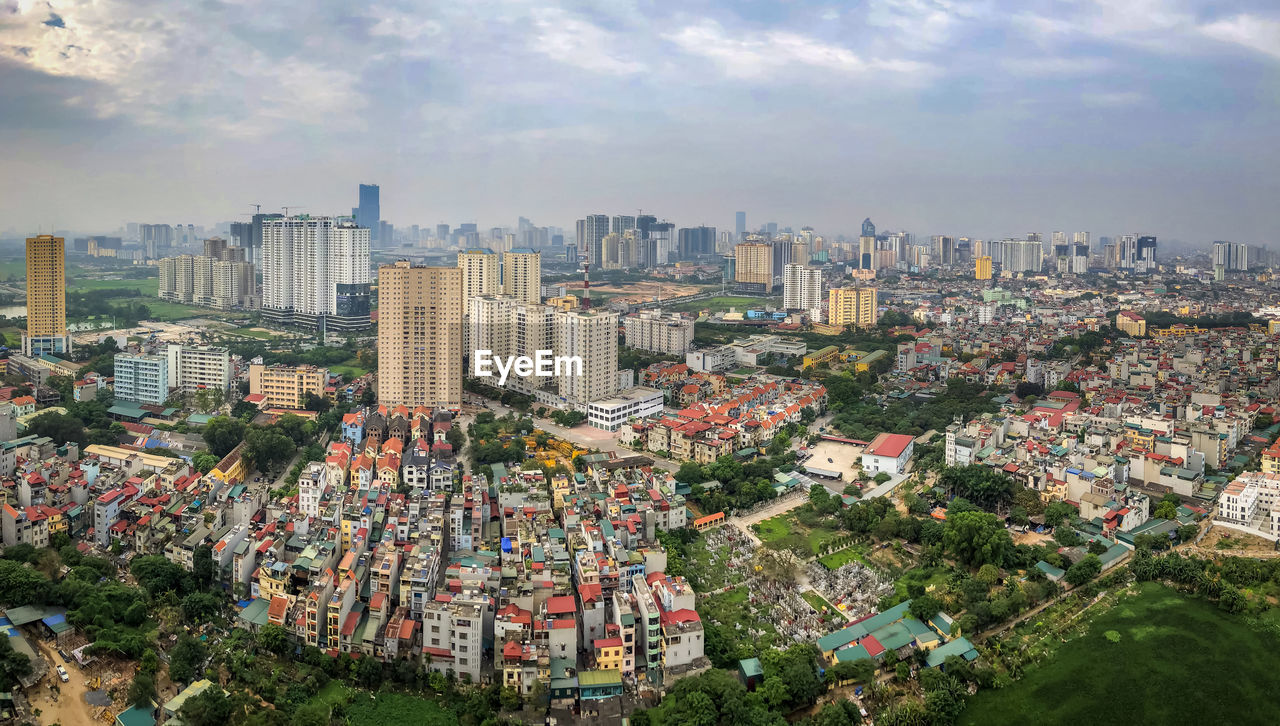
[68, 277, 159, 295]
[960, 583, 1280, 726]
[804, 440, 864, 479]
[753, 509, 843, 557]
[667, 295, 776, 313]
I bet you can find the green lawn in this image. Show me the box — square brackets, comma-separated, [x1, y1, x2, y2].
[801, 589, 840, 617]
[890, 565, 951, 602]
[332, 359, 370, 379]
[753, 511, 843, 557]
[818, 545, 870, 570]
[346, 692, 457, 726]
[960, 583, 1280, 726]
[668, 295, 780, 313]
[68, 277, 159, 294]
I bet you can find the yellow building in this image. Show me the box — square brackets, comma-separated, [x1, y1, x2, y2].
[258, 563, 288, 600]
[210, 441, 248, 485]
[24, 235, 70, 356]
[377, 262, 463, 410]
[734, 243, 773, 293]
[1115, 311, 1146, 337]
[249, 363, 328, 408]
[803, 345, 840, 369]
[502, 249, 542, 304]
[548, 295, 579, 311]
[1263, 440, 1280, 474]
[828, 287, 879, 329]
[457, 248, 500, 303]
[975, 256, 992, 280]
[593, 637, 625, 672]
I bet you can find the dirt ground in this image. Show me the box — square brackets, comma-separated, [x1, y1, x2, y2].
[1014, 530, 1055, 546]
[1199, 526, 1277, 556]
[579, 280, 703, 305]
[28, 639, 101, 726]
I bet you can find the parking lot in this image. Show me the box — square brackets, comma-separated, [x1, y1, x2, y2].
[800, 439, 865, 479]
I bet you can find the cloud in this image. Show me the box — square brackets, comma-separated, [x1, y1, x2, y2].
[664, 20, 933, 81]
[530, 7, 647, 75]
[1201, 14, 1280, 59]
[1081, 90, 1146, 107]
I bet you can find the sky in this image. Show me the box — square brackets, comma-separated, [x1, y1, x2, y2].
[1, 0, 1279, 246]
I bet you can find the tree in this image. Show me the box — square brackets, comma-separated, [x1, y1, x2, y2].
[181, 592, 221, 623]
[943, 511, 1012, 569]
[939, 465, 1015, 510]
[202, 416, 246, 458]
[24, 411, 87, 446]
[1064, 554, 1102, 586]
[245, 427, 296, 475]
[180, 687, 232, 726]
[1043, 500, 1078, 528]
[168, 635, 207, 683]
[128, 673, 157, 708]
[193, 545, 214, 589]
[908, 594, 942, 622]
[257, 624, 291, 657]
[1177, 524, 1199, 543]
[1087, 539, 1110, 555]
[675, 461, 708, 485]
[192, 452, 219, 474]
[1154, 500, 1180, 520]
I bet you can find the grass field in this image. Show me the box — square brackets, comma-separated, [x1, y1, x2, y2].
[800, 589, 840, 617]
[67, 277, 159, 295]
[819, 545, 870, 570]
[332, 359, 370, 379]
[753, 510, 843, 557]
[306, 684, 456, 726]
[960, 583, 1280, 726]
[667, 295, 779, 313]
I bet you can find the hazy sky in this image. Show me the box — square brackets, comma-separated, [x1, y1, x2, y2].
[2, 0, 1278, 244]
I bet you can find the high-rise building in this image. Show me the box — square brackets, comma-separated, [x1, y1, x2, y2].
[858, 234, 875, 270]
[734, 243, 773, 294]
[165, 344, 232, 395]
[1213, 241, 1249, 272]
[735, 212, 746, 241]
[556, 309, 618, 405]
[23, 235, 70, 356]
[611, 216, 636, 235]
[377, 262, 462, 410]
[457, 249, 500, 303]
[261, 216, 371, 331]
[623, 310, 694, 355]
[583, 215, 609, 267]
[975, 256, 992, 280]
[783, 264, 823, 317]
[249, 363, 328, 409]
[113, 354, 169, 406]
[502, 249, 541, 304]
[356, 183, 380, 244]
[677, 227, 716, 259]
[861, 218, 876, 238]
[828, 287, 878, 329]
[1136, 236, 1157, 273]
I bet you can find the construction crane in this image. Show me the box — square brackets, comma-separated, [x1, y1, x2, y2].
[281, 206, 305, 216]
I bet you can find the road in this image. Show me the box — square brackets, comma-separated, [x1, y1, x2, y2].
[267, 430, 330, 490]
[725, 491, 809, 546]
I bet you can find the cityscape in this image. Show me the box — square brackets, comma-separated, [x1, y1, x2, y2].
[2, 2, 1280, 726]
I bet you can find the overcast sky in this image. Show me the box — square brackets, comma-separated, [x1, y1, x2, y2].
[1, 0, 1278, 245]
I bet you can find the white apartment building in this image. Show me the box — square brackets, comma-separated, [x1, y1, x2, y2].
[165, 344, 232, 394]
[1217, 472, 1280, 538]
[114, 353, 169, 406]
[587, 387, 665, 431]
[783, 264, 824, 318]
[624, 310, 694, 355]
[262, 216, 371, 331]
[557, 309, 619, 406]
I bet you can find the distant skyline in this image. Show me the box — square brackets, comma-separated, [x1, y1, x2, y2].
[1, 1, 1278, 244]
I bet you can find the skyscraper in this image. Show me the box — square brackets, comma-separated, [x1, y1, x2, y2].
[377, 262, 462, 410]
[734, 243, 773, 294]
[356, 183, 380, 244]
[583, 214, 609, 266]
[556, 309, 619, 405]
[677, 226, 716, 259]
[611, 216, 636, 235]
[24, 235, 70, 356]
[862, 218, 876, 238]
[975, 256, 992, 280]
[457, 248, 500, 303]
[502, 249, 542, 304]
[783, 264, 823, 317]
[1136, 236, 1157, 273]
[735, 212, 746, 241]
[262, 216, 371, 331]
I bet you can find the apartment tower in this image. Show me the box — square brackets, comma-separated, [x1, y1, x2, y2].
[24, 235, 70, 356]
[377, 262, 463, 410]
